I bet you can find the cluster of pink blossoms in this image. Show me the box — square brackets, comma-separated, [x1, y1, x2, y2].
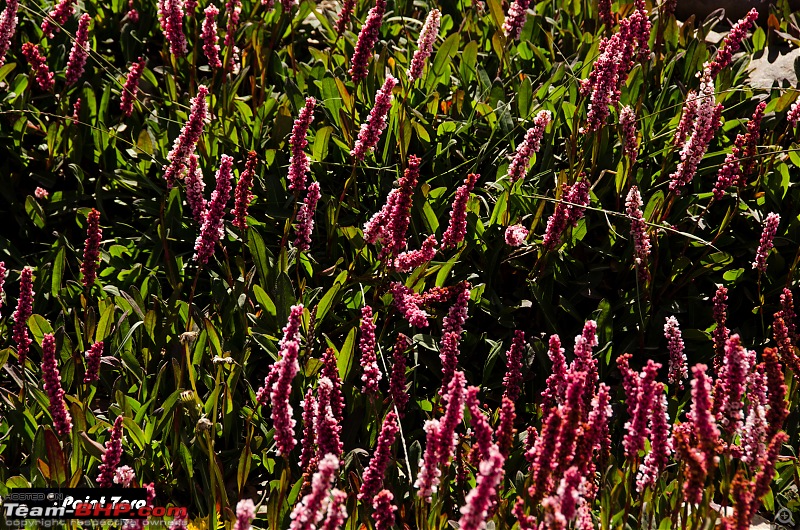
[201, 5, 222, 69]
[714, 102, 765, 199]
[293, 182, 321, 251]
[704, 8, 758, 79]
[670, 72, 722, 194]
[502, 0, 531, 40]
[389, 334, 410, 415]
[504, 224, 528, 246]
[42, 333, 73, 436]
[289, 454, 339, 530]
[22, 43, 54, 91]
[712, 285, 730, 369]
[358, 305, 381, 394]
[334, 0, 355, 35]
[625, 185, 650, 281]
[157, 0, 187, 56]
[349, 0, 385, 82]
[232, 499, 255, 530]
[193, 155, 233, 265]
[372, 490, 396, 530]
[390, 283, 429, 327]
[619, 105, 638, 162]
[458, 445, 505, 530]
[580, 0, 649, 133]
[81, 208, 102, 288]
[0, 262, 5, 309]
[34, 187, 49, 199]
[41, 0, 75, 37]
[96, 416, 125, 487]
[12, 266, 34, 365]
[65, 13, 91, 85]
[163, 85, 209, 188]
[439, 283, 470, 388]
[288, 97, 316, 193]
[0, 0, 19, 68]
[231, 151, 258, 230]
[120, 57, 146, 117]
[358, 411, 399, 500]
[185, 155, 206, 223]
[351, 75, 397, 161]
[507, 110, 552, 184]
[393, 234, 437, 272]
[664, 316, 687, 387]
[542, 177, 590, 250]
[441, 173, 479, 248]
[752, 212, 780, 273]
[407, 9, 441, 82]
[83, 341, 104, 383]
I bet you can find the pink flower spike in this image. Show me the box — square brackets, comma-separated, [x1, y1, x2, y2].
[598, 0, 613, 27]
[505, 224, 528, 246]
[97, 416, 124, 487]
[81, 208, 102, 289]
[120, 57, 146, 118]
[393, 235, 437, 272]
[12, 266, 34, 365]
[65, 13, 91, 86]
[271, 341, 300, 456]
[35, 187, 49, 199]
[752, 213, 780, 273]
[358, 411, 399, 500]
[41, 0, 76, 37]
[315, 376, 343, 459]
[465, 387, 493, 462]
[233, 499, 255, 530]
[299, 388, 317, 471]
[22, 43, 54, 91]
[458, 445, 506, 530]
[503, 330, 525, 402]
[372, 490, 396, 530]
[636, 388, 673, 492]
[0, 0, 19, 68]
[442, 173, 479, 249]
[712, 285, 729, 371]
[389, 334, 410, 415]
[193, 154, 233, 265]
[502, 0, 531, 40]
[704, 8, 758, 79]
[289, 454, 339, 530]
[42, 333, 72, 437]
[113, 465, 135, 487]
[185, 155, 207, 223]
[620, 105, 639, 163]
[335, 0, 355, 35]
[358, 305, 381, 395]
[163, 86, 209, 188]
[0, 262, 5, 310]
[788, 100, 800, 128]
[665, 316, 687, 387]
[320, 489, 347, 530]
[201, 5, 222, 69]
[157, 0, 187, 56]
[407, 9, 441, 82]
[231, 151, 258, 230]
[348, 0, 386, 83]
[83, 341, 104, 383]
[688, 364, 721, 460]
[507, 110, 552, 184]
[288, 97, 316, 193]
[294, 182, 322, 251]
[351, 75, 397, 161]
[626, 185, 650, 282]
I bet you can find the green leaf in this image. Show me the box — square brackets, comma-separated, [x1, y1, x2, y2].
[51, 247, 65, 297]
[95, 302, 116, 343]
[432, 33, 461, 80]
[316, 270, 347, 323]
[460, 41, 479, 84]
[25, 196, 45, 228]
[312, 126, 332, 161]
[28, 315, 53, 346]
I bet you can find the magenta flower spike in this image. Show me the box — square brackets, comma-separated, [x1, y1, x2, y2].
[390, 283, 429, 327]
[441, 173, 479, 249]
[439, 285, 470, 388]
[113, 465, 135, 487]
[231, 151, 258, 230]
[779, 288, 797, 340]
[636, 389, 672, 492]
[83, 341, 104, 383]
[65, 13, 91, 85]
[120, 57, 146, 117]
[465, 387, 493, 462]
[714, 335, 751, 435]
[97, 416, 124, 487]
[664, 316, 687, 387]
[271, 340, 300, 456]
[497, 396, 516, 457]
[620, 105, 638, 162]
[223, 0, 242, 72]
[358, 305, 381, 395]
[541, 334, 567, 410]
[335, 0, 355, 35]
[232, 499, 255, 530]
[504, 224, 528, 246]
[320, 489, 347, 530]
[294, 182, 322, 251]
[507, 110, 552, 184]
[752, 213, 780, 273]
[542, 178, 590, 250]
[502, 0, 531, 40]
[389, 334, 410, 415]
[41, 0, 75, 37]
[351, 75, 397, 162]
[626, 185, 650, 281]
[12, 266, 34, 365]
[503, 330, 525, 402]
[0, 0, 19, 68]
[185, 155, 207, 223]
[704, 9, 758, 79]
[788, 101, 800, 128]
[163, 86, 209, 188]
[712, 285, 730, 371]
[321, 347, 345, 422]
[81, 208, 102, 289]
[528, 408, 563, 504]
[348, 0, 386, 83]
[22, 43, 54, 91]
[157, 0, 187, 56]
[0, 261, 5, 309]
[299, 388, 317, 471]
[288, 97, 316, 193]
[740, 102, 766, 180]
[315, 376, 343, 459]
[289, 454, 339, 530]
[598, 0, 613, 27]
[407, 9, 441, 82]
[201, 5, 222, 69]
[193, 154, 233, 264]
[688, 364, 721, 458]
[256, 305, 305, 413]
[669, 72, 722, 194]
[42, 333, 72, 437]
[358, 411, 399, 501]
[623, 361, 660, 459]
[393, 235, 438, 272]
[458, 445, 505, 530]
[372, 490, 396, 530]
[555, 467, 584, 521]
